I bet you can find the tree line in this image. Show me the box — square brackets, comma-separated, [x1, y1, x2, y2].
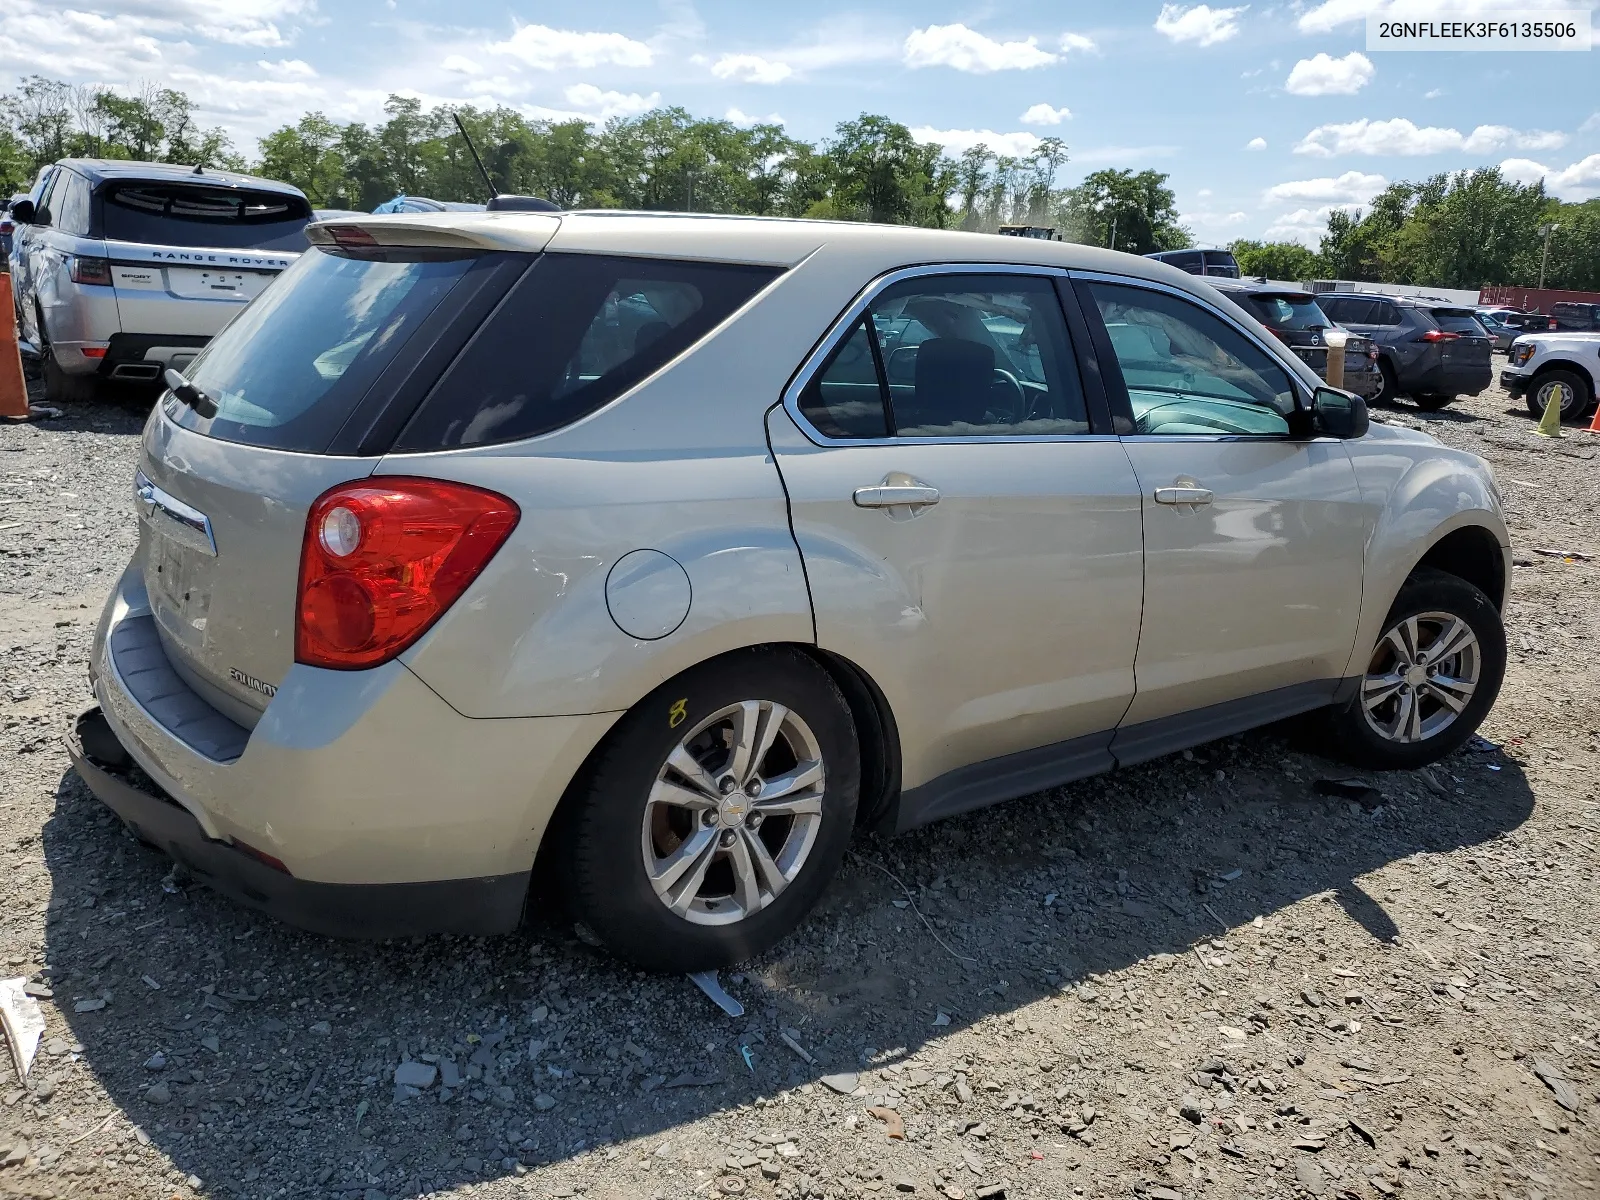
[4, 75, 1596, 291]
[1, 75, 1190, 251]
[1232, 168, 1600, 292]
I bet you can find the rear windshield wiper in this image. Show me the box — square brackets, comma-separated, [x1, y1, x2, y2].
[164, 368, 218, 419]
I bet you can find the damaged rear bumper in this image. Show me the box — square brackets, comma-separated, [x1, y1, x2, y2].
[66, 705, 530, 938]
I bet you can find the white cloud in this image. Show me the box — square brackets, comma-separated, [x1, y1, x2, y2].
[1246, 136, 1268, 150]
[490, 24, 654, 71]
[903, 23, 1057, 72]
[726, 107, 784, 127]
[711, 54, 793, 84]
[1423, 88, 1444, 100]
[1263, 204, 1359, 247]
[1285, 51, 1373, 96]
[1263, 171, 1389, 203]
[1198, 188, 1212, 197]
[1020, 103, 1072, 126]
[259, 57, 315, 77]
[1060, 32, 1097, 53]
[910, 126, 1044, 158]
[1499, 153, 1600, 201]
[1295, 117, 1567, 157]
[563, 83, 659, 119]
[440, 54, 481, 75]
[1154, 4, 1248, 47]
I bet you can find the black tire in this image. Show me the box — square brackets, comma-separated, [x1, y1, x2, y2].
[1322, 567, 1505, 771]
[1375, 359, 1399, 405]
[1523, 369, 1591, 423]
[37, 304, 98, 404]
[558, 647, 859, 972]
[1413, 394, 1454, 412]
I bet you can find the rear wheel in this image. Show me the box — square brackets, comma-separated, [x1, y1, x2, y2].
[558, 647, 859, 972]
[1413, 394, 1454, 412]
[1322, 568, 1505, 770]
[37, 304, 97, 404]
[1523, 369, 1591, 423]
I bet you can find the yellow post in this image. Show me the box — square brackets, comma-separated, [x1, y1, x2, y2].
[1323, 328, 1347, 391]
[1535, 382, 1566, 438]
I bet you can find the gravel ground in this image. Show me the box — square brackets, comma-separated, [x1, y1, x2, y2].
[1, 375, 1597, 1200]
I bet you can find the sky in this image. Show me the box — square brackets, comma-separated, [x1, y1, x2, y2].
[3, 0, 1598, 246]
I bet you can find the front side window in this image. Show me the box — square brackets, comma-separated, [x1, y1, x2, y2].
[396, 254, 780, 449]
[1088, 281, 1296, 437]
[798, 273, 1089, 440]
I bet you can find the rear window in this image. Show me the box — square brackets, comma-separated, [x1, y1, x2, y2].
[172, 246, 485, 451]
[1431, 309, 1487, 335]
[1202, 251, 1240, 278]
[394, 253, 781, 450]
[1246, 295, 1332, 331]
[101, 181, 312, 250]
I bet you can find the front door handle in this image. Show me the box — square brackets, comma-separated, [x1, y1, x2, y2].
[853, 484, 941, 508]
[1153, 485, 1214, 506]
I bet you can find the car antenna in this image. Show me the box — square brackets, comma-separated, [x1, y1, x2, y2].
[451, 112, 499, 204]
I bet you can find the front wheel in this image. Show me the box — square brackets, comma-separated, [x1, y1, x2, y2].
[1322, 568, 1505, 770]
[558, 647, 859, 972]
[1524, 370, 1591, 423]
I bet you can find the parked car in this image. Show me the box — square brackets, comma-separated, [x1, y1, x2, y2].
[1, 193, 27, 258]
[1501, 331, 1600, 422]
[68, 213, 1509, 970]
[1212, 282, 1383, 399]
[1317, 293, 1493, 410]
[10, 158, 310, 403]
[1550, 301, 1600, 333]
[371, 195, 487, 214]
[1144, 247, 1240, 278]
[1474, 308, 1525, 353]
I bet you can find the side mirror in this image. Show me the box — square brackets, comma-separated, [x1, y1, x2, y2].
[1312, 386, 1369, 439]
[9, 199, 34, 225]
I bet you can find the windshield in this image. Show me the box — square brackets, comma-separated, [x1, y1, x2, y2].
[1247, 295, 1332, 332]
[175, 246, 481, 451]
[101, 181, 311, 250]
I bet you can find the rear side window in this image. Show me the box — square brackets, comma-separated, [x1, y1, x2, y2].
[396, 254, 780, 450]
[174, 246, 485, 451]
[101, 182, 312, 250]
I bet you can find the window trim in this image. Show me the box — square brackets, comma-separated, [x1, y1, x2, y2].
[1068, 269, 1329, 444]
[783, 262, 1118, 447]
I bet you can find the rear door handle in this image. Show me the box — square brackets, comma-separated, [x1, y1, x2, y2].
[853, 484, 941, 508]
[1153, 486, 1214, 506]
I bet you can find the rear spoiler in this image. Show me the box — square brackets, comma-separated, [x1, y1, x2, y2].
[305, 211, 560, 254]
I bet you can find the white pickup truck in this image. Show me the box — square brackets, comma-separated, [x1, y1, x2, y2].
[1501, 331, 1600, 424]
[8, 158, 308, 403]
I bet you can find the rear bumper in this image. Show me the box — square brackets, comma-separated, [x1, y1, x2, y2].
[79, 560, 619, 934]
[1405, 361, 1493, 397]
[68, 707, 528, 938]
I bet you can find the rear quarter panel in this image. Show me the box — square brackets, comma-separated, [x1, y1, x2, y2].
[1341, 426, 1510, 679]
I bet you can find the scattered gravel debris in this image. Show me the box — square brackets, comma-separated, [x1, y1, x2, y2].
[0, 378, 1596, 1198]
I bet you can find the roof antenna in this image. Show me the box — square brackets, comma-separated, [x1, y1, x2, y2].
[451, 112, 498, 204]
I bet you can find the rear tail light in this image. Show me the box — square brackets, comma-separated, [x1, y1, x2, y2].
[295, 478, 520, 670]
[1413, 329, 1459, 343]
[70, 256, 112, 286]
[1547, 318, 1558, 330]
[81, 347, 106, 359]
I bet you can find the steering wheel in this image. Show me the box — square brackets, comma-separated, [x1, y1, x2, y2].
[988, 368, 1027, 423]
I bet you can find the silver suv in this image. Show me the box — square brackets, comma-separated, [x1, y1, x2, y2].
[68, 211, 1510, 971]
[8, 159, 309, 403]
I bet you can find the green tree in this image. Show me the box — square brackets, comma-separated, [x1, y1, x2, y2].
[1057, 168, 1189, 253]
[1540, 199, 1600, 291]
[825, 113, 952, 226]
[1229, 239, 1322, 281]
[259, 112, 348, 205]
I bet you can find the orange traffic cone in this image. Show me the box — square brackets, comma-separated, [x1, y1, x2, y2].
[1589, 400, 1600, 434]
[1, 272, 35, 420]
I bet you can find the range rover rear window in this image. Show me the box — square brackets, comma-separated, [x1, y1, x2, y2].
[101, 182, 312, 251]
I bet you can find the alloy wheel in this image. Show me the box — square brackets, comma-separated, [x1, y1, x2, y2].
[1361, 610, 1481, 743]
[641, 700, 825, 926]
